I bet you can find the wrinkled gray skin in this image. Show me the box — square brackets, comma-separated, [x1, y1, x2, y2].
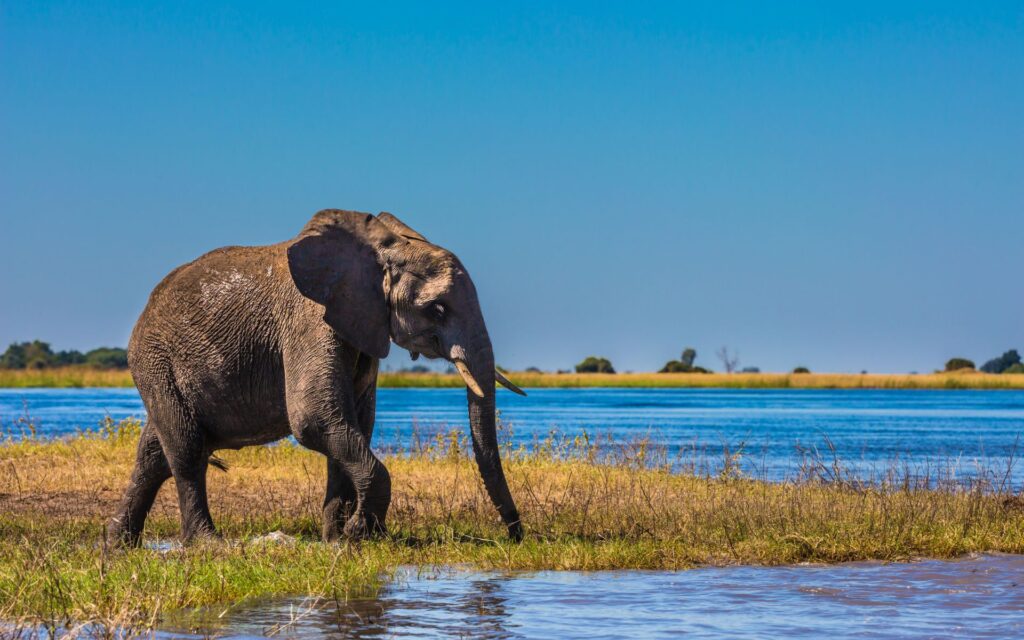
[108, 210, 522, 545]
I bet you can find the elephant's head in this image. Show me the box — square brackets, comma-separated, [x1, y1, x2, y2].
[287, 209, 524, 540]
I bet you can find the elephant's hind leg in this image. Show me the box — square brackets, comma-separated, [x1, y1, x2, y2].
[146, 390, 218, 542]
[108, 423, 172, 547]
[164, 436, 217, 543]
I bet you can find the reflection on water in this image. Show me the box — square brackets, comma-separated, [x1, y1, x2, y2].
[161, 554, 1024, 639]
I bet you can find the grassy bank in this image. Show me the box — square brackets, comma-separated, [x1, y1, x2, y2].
[1, 423, 1023, 633]
[384, 370, 1024, 390]
[0, 367, 136, 388]
[3, 367, 1024, 389]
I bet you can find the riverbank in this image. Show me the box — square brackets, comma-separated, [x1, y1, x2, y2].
[1, 422, 1022, 633]
[2, 367, 1023, 389]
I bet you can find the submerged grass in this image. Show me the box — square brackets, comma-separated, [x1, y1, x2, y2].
[3, 367, 1024, 389]
[1, 420, 1023, 634]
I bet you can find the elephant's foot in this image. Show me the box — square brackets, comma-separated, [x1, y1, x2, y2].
[106, 515, 143, 549]
[322, 497, 357, 542]
[181, 521, 220, 545]
[506, 519, 524, 542]
[333, 512, 387, 542]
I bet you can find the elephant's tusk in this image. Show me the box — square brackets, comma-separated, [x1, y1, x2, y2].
[454, 360, 485, 397]
[495, 369, 527, 396]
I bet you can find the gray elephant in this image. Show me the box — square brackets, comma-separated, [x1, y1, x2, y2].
[108, 210, 525, 545]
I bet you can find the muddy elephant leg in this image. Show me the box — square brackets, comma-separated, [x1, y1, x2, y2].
[289, 342, 389, 540]
[148, 395, 217, 542]
[323, 459, 357, 541]
[300, 422, 389, 540]
[170, 453, 215, 543]
[321, 354, 383, 541]
[353, 361, 383, 526]
[108, 423, 172, 547]
[325, 431, 391, 540]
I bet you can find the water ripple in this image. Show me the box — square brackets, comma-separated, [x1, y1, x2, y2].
[161, 554, 1024, 639]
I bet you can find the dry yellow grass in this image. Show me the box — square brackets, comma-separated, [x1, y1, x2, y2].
[3, 367, 1023, 389]
[1, 423, 1023, 632]
[0, 366, 135, 388]
[470, 371, 1024, 389]
[1, 424, 1022, 565]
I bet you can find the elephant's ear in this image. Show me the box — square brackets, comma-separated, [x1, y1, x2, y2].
[377, 212, 429, 243]
[287, 210, 392, 359]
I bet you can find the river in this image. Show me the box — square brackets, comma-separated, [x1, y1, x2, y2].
[3, 387, 1024, 482]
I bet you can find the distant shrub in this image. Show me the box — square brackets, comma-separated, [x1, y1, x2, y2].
[525, 366, 543, 373]
[575, 356, 615, 374]
[400, 365, 432, 373]
[659, 347, 708, 373]
[84, 347, 128, 369]
[944, 358, 975, 372]
[980, 350, 1021, 374]
[55, 349, 86, 366]
[741, 367, 761, 373]
[659, 361, 710, 373]
[1004, 363, 1024, 374]
[1, 341, 54, 369]
[792, 366, 811, 374]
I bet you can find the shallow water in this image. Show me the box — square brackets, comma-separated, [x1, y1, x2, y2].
[3, 387, 1024, 482]
[158, 554, 1024, 639]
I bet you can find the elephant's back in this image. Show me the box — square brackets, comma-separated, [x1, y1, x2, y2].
[128, 243, 290, 396]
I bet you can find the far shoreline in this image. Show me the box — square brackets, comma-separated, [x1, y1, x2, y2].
[2, 367, 1023, 390]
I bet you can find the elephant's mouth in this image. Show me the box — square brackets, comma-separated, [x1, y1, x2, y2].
[403, 334, 525, 398]
[401, 330, 444, 361]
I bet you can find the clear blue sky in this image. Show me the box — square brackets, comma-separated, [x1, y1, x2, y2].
[2, 2, 1021, 373]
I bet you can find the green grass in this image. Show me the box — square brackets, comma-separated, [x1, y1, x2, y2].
[3, 367, 1024, 389]
[1, 421, 1023, 634]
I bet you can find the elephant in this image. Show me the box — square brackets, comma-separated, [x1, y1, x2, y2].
[107, 209, 526, 545]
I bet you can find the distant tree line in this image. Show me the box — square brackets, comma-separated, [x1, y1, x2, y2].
[944, 349, 1022, 374]
[575, 346, 772, 375]
[0, 341, 128, 369]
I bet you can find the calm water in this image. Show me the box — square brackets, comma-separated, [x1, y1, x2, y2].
[3, 387, 1024, 483]
[160, 554, 1024, 639]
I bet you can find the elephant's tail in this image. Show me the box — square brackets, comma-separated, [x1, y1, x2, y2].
[209, 454, 229, 472]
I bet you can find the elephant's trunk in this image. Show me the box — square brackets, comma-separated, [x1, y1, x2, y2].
[463, 341, 522, 541]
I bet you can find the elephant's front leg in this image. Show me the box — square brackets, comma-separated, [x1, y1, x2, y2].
[321, 424, 391, 540]
[288, 345, 389, 541]
[323, 355, 379, 541]
[297, 412, 390, 541]
[323, 459, 356, 541]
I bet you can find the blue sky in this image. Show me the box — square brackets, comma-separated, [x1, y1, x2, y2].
[2, 2, 1021, 373]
